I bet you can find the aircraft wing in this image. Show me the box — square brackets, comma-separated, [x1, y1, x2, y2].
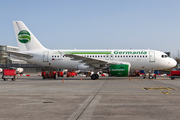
[64, 54, 129, 68]
[6, 51, 33, 59]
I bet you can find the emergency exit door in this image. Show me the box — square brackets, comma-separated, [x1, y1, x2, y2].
[43, 51, 49, 62]
[149, 51, 155, 62]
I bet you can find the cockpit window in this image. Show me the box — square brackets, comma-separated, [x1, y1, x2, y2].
[161, 55, 168, 58]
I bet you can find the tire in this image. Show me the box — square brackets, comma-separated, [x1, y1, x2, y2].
[149, 75, 153, 79]
[12, 76, 16, 81]
[95, 74, 99, 79]
[91, 74, 96, 80]
[171, 77, 174, 80]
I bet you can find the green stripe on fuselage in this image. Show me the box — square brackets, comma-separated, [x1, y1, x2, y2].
[62, 51, 112, 54]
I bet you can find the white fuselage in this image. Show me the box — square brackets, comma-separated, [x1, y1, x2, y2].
[17, 49, 177, 71]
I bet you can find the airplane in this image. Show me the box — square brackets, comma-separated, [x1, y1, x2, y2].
[7, 21, 177, 80]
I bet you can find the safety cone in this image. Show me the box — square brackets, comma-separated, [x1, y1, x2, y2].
[129, 77, 131, 81]
[62, 79, 65, 83]
[81, 78, 82, 81]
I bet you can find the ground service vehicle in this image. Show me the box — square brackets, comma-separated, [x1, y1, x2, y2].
[42, 71, 56, 79]
[57, 71, 64, 77]
[170, 69, 180, 80]
[2, 69, 16, 81]
[67, 70, 76, 77]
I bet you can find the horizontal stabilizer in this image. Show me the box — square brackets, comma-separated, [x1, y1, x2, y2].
[6, 51, 33, 59]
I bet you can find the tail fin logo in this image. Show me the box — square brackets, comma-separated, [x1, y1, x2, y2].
[18, 30, 31, 43]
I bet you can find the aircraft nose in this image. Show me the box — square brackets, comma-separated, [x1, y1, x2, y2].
[171, 58, 177, 68]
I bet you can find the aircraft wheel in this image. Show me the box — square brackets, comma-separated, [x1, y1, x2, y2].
[149, 75, 153, 79]
[91, 74, 99, 80]
[91, 74, 96, 80]
[95, 74, 99, 79]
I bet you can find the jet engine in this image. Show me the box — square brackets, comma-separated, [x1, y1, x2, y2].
[102, 64, 130, 77]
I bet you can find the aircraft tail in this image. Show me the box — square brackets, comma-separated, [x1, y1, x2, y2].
[13, 21, 47, 51]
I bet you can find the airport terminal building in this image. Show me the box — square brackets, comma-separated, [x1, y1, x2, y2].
[0, 45, 45, 73]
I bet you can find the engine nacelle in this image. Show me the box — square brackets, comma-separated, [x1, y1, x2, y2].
[102, 64, 129, 77]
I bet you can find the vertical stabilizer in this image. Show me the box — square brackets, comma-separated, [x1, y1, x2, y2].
[13, 21, 47, 51]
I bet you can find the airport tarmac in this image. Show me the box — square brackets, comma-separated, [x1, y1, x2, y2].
[0, 74, 180, 120]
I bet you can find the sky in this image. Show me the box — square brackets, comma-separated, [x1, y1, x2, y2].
[1, 0, 180, 58]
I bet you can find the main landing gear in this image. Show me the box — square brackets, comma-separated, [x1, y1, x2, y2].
[91, 74, 99, 80]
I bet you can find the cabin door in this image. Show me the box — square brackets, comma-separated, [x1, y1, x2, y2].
[149, 51, 155, 62]
[43, 51, 49, 62]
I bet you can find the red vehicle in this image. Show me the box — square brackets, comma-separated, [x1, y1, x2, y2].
[2, 69, 16, 81]
[170, 69, 180, 80]
[57, 71, 64, 77]
[67, 70, 76, 77]
[42, 71, 56, 79]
